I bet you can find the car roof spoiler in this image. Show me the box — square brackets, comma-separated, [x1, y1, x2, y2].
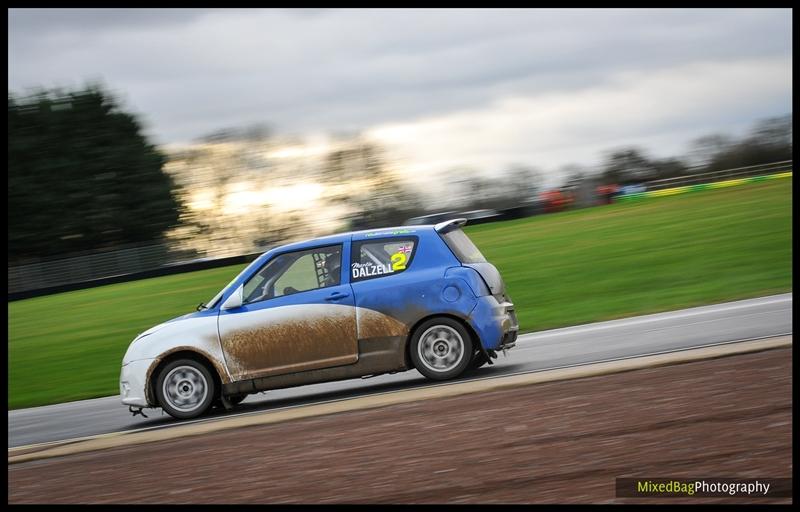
[434, 218, 468, 234]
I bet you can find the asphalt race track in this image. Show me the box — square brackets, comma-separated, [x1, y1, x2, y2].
[8, 293, 792, 449]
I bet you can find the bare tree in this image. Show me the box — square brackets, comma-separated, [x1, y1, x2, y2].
[601, 147, 657, 184]
[688, 134, 734, 168]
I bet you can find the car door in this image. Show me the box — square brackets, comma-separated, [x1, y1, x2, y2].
[349, 236, 423, 339]
[218, 243, 358, 382]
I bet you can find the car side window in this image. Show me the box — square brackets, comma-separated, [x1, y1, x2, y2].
[243, 245, 342, 304]
[351, 238, 417, 282]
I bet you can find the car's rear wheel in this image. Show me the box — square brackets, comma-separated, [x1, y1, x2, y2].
[410, 317, 473, 380]
[156, 358, 216, 419]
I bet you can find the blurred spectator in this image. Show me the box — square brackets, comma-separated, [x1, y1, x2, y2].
[596, 184, 619, 204]
[619, 183, 646, 196]
[540, 189, 571, 213]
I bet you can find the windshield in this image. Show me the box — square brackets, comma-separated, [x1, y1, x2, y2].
[203, 257, 264, 309]
[440, 229, 487, 263]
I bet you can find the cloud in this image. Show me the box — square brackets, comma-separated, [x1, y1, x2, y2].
[368, 56, 792, 188]
[8, 8, 792, 183]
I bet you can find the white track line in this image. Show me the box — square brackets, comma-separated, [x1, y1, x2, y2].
[518, 294, 791, 340]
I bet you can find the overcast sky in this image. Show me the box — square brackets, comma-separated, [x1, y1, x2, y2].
[8, 8, 793, 186]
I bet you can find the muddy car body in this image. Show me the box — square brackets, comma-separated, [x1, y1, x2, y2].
[120, 219, 519, 419]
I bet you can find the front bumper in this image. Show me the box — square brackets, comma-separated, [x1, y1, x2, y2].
[120, 358, 155, 408]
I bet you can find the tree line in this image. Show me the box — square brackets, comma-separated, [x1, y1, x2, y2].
[598, 114, 792, 186]
[8, 87, 181, 264]
[7, 85, 793, 264]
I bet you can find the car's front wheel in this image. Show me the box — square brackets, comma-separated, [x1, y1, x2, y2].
[155, 358, 216, 419]
[410, 317, 473, 380]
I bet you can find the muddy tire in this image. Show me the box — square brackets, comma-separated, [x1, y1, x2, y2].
[155, 358, 216, 420]
[410, 317, 473, 381]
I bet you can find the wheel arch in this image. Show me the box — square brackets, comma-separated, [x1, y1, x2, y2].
[404, 313, 488, 369]
[145, 347, 224, 407]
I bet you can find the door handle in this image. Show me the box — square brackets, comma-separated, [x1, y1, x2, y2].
[324, 291, 350, 301]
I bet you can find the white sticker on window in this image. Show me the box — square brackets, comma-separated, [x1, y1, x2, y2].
[351, 261, 391, 279]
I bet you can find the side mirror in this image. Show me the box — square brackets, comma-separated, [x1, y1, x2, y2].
[221, 285, 244, 310]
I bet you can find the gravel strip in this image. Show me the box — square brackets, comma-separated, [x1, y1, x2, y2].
[9, 348, 792, 504]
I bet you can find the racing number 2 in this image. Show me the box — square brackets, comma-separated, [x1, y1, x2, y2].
[391, 253, 407, 271]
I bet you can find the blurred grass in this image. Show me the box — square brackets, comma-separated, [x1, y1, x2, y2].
[467, 179, 792, 331]
[8, 179, 792, 409]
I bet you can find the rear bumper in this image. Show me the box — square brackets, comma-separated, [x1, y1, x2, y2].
[498, 326, 519, 350]
[468, 295, 520, 351]
[497, 301, 519, 350]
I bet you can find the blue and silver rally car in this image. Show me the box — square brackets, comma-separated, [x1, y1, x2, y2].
[120, 219, 518, 419]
